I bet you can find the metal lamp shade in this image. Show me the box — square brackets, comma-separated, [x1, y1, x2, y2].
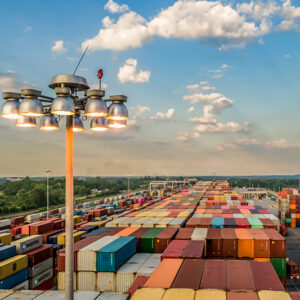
[85, 99, 108, 117]
[51, 96, 75, 116]
[107, 119, 127, 128]
[73, 116, 84, 132]
[1, 100, 23, 119]
[40, 115, 59, 131]
[19, 98, 44, 116]
[107, 103, 128, 120]
[90, 117, 108, 131]
[16, 116, 36, 127]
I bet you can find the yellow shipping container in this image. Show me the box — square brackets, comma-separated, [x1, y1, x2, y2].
[131, 288, 165, 300]
[73, 216, 81, 224]
[195, 290, 226, 300]
[257, 291, 291, 300]
[0, 233, 12, 245]
[57, 231, 85, 245]
[92, 221, 106, 228]
[162, 289, 195, 300]
[0, 255, 28, 280]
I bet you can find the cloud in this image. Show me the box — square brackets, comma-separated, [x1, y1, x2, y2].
[82, 0, 267, 52]
[237, 1, 280, 21]
[211, 73, 224, 79]
[284, 53, 291, 58]
[0, 71, 36, 92]
[221, 64, 231, 69]
[265, 139, 300, 149]
[276, 0, 300, 31]
[104, 0, 129, 14]
[131, 105, 151, 117]
[150, 108, 174, 121]
[200, 81, 209, 85]
[183, 92, 233, 114]
[127, 105, 151, 130]
[148, 139, 170, 145]
[194, 121, 250, 134]
[189, 116, 217, 124]
[51, 40, 67, 54]
[176, 132, 191, 141]
[187, 106, 194, 113]
[24, 26, 32, 33]
[201, 86, 215, 91]
[187, 84, 200, 91]
[117, 59, 151, 84]
[127, 119, 141, 129]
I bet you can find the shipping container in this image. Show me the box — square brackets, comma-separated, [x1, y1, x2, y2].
[57, 271, 76, 290]
[0, 268, 28, 289]
[200, 259, 226, 290]
[235, 229, 254, 258]
[257, 291, 292, 300]
[140, 228, 164, 253]
[264, 229, 286, 258]
[161, 240, 188, 260]
[0, 233, 12, 245]
[172, 258, 204, 289]
[0, 244, 16, 262]
[181, 240, 204, 258]
[26, 245, 53, 267]
[206, 228, 222, 257]
[227, 291, 259, 300]
[57, 231, 85, 245]
[11, 235, 42, 254]
[130, 287, 165, 300]
[144, 258, 183, 288]
[162, 288, 195, 300]
[97, 272, 115, 292]
[96, 293, 129, 300]
[128, 276, 149, 297]
[12, 279, 29, 290]
[195, 290, 226, 300]
[175, 228, 193, 240]
[0, 255, 28, 280]
[97, 236, 136, 272]
[155, 228, 178, 253]
[221, 228, 238, 258]
[270, 258, 287, 277]
[77, 271, 96, 291]
[136, 254, 161, 277]
[28, 257, 53, 278]
[29, 268, 53, 289]
[77, 236, 118, 271]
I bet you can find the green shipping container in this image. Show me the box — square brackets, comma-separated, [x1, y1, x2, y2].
[140, 228, 164, 253]
[271, 258, 286, 277]
[248, 218, 263, 228]
[286, 218, 291, 223]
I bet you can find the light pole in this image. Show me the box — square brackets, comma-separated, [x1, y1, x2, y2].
[0, 73, 128, 300]
[45, 170, 52, 220]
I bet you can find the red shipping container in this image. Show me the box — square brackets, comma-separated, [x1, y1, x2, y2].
[53, 219, 65, 230]
[11, 226, 22, 237]
[26, 245, 53, 266]
[161, 240, 188, 260]
[155, 228, 178, 253]
[181, 240, 204, 259]
[30, 221, 54, 235]
[175, 228, 193, 240]
[200, 259, 226, 290]
[82, 214, 93, 222]
[42, 229, 64, 244]
[11, 216, 25, 227]
[128, 276, 149, 297]
[21, 221, 43, 236]
[33, 277, 54, 290]
[250, 261, 285, 291]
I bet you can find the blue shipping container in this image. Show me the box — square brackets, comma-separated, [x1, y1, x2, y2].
[0, 245, 16, 262]
[212, 218, 224, 228]
[0, 268, 28, 289]
[97, 236, 136, 272]
[80, 225, 99, 233]
[81, 227, 111, 238]
[47, 233, 62, 244]
[45, 244, 63, 257]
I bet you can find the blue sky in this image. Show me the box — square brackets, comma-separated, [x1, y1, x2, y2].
[1, 0, 300, 176]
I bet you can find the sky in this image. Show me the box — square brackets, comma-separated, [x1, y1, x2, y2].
[1, 0, 300, 177]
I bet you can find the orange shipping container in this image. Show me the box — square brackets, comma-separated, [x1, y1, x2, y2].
[234, 229, 254, 258]
[114, 227, 139, 237]
[144, 258, 183, 288]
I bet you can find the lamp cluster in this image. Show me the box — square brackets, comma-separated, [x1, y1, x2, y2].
[0, 75, 128, 132]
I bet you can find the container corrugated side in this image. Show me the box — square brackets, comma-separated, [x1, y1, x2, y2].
[0, 255, 28, 280]
[77, 271, 96, 291]
[11, 235, 42, 254]
[0, 233, 12, 245]
[130, 287, 165, 300]
[12, 279, 29, 290]
[97, 237, 136, 272]
[116, 254, 150, 292]
[77, 236, 119, 271]
[0, 245, 16, 262]
[0, 268, 28, 289]
[57, 271, 76, 291]
[257, 291, 292, 300]
[29, 257, 53, 278]
[97, 272, 115, 292]
[195, 289, 226, 300]
[96, 292, 129, 300]
[136, 254, 161, 277]
[162, 288, 195, 300]
[168, 218, 186, 228]
[191, 228, 208, 240]
[29, 268, 53, 289]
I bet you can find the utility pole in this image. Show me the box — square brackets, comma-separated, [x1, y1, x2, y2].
[44, 170, 52, 220]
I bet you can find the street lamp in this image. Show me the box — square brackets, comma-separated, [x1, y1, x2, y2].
[0, 73, 128, 300]
[45, 170, 52, 221]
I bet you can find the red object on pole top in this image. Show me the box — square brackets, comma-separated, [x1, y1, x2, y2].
[97, 69, 103, 79]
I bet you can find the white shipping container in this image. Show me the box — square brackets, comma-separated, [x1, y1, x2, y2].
[0, 219, 11, 229]
[11, 235, 42, 254]
[191, 228, 208, 240]
[116, 254, 150, 293]
[142, 218, 162, 228]
[168, 218, 186, 228]
[97, 272, 115, 292]
[77, 236, 118, 271]
[12, 280, 29, 290]
[77, 272, 96, 291]
[136, 254, 161, 277]
[57, 272, 76, 291]
[35, 291, 100, 300]
[96, 293, 129, 300]
[0, 229, 11, 235]
[29, 268, 53, 289]
[7, 290, 44, 299]
[29, 257, 53, 278]
[155, 218, 173, 228]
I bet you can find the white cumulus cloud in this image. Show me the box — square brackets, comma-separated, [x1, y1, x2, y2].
[150, 108, 174, 121]
[51, 40, 67, 54]
[194, 121, 250, 134]
[104, 0, 129, 14]
[187, 106, 194, 113]
[117, 59, 151, 84]
[0, 71, 36, 92]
